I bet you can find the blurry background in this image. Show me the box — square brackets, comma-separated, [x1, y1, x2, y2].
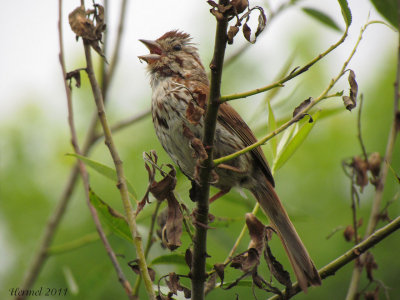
[1, 0, 399, 299]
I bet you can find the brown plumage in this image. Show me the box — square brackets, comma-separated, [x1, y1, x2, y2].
[139, 30, 321, 291]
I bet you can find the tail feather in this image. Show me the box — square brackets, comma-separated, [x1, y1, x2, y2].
[251, 180, 321, 292]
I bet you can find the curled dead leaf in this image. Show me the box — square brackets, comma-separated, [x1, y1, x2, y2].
[227, 26, 240, 44]
[364, 252, 378, 282]
[342, 70, 358, 111]
[128, 260, 156, 281]
[293, 97, 311, 119]
[213, 263, 225, 285]
[352, 156, 369, 191]
[165, 273, 191, 299]
[161, 194, 183, 250]
[368, 152, 381, 177]
[185, 248, 192, 269]
[65, 69, 82, 88]
[245, 213, 266, 254]
[264, 244, 292, 288]
[231, 0, 248, 14]
[343, 225, 355, 242]
[68, 5, 106, 59]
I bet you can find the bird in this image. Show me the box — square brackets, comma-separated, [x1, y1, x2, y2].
[139, 30, 321, 291]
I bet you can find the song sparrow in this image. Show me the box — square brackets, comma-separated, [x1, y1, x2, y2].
[139, 30, 321, 291]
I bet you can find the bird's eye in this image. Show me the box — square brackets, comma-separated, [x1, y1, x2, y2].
[173, 44, 182, 51]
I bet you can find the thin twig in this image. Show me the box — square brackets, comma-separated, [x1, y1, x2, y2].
[132, 200, 162, 297]
[191, 2, 230, 299]
[82, 36, 155, 300]
[220, 26, 349, 102]
[345, 13, 400, 300]
[357, 95, 368, 161]
[268, 215, 400, 300]
[57, 2, 134, 298]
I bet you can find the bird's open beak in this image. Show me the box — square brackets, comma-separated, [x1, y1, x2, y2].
[138, 39, 162, 63]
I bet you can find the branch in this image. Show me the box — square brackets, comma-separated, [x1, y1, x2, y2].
[191, 2, 230, 299]
[214, 21, 373, 166]
[268, 215, 400, 300]
[16, 1, 136, 296]
[220, 27, 349, 102]
[345, 15, 400, 300]
[132, 200, 162, 297]
[82, 31, 156, 300]
[61, 5, 135, 300]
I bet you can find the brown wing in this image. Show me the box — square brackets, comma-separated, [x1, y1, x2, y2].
[217, 102, 275, 186]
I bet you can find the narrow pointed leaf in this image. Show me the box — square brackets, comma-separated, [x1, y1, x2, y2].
[338, 0, 352, 27]
[67, 153, 137, 198]
[302, 8, 342, 32]
[273, 111, 320, 172]
[89, 189, 132, 242]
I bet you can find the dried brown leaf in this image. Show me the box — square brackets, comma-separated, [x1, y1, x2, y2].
[128, 261, 156, 281]
[163, 194, 183, 250]
[364, 252, 378, 282]
[255, 8, 267, 38]
[206, 0, 218, 8]
[214, 263, 225, 285]
[166, 272, 180, 295]
[150, 167, 177, 202]
[69, 7, 93, 38]
[210, 8, 224, 21]
[245, 213, 266, 254]
[352, 156, 369, 190]
[264, 244, 292, 288]
[240, 6, 266, 43]
[242, 22, 251, 42]
[343, 225, 355, 242]
[185, 248, 192, 269]
[368, 152, 381, 177]
[342, 70, 358, 111]
[293, 97, 311, 119]
[349, 70, 358, 103]
[227, 26, 240, 44]
[231, 0, 248, 14]
[65, 69, 81, 88]
[68, 5, 106, 59]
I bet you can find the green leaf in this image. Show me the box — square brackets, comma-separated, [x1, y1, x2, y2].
[267, 99, 278, 158]
[370, 0, 398, 28]
[89, 189, 132, 242]
[67, 153, 137, 198]
[338, 0, 352, 27]
[273, 111, 320, 172]
[302, 7, 342, 32]
[150, 253, 187, 266]
[150, 254, 214, 269]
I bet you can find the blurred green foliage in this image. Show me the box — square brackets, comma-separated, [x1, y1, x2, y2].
[1, 8, 400, 300]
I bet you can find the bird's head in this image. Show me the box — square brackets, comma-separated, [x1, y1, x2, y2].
[139, 30, 207, 82]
